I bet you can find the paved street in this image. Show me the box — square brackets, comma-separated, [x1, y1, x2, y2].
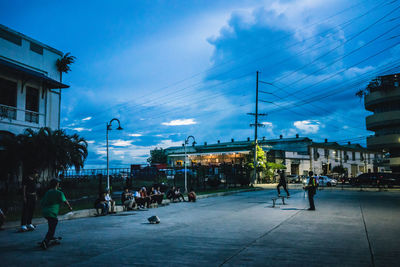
[1, 189, 400, 266]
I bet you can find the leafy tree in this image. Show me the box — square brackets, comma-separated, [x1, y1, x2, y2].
[56, 52, 76, 77]
[0, 127, 88, 183]
[147, 147, 167, 164]
[245, 144, 286, 183]
[332, 165, 347, 175]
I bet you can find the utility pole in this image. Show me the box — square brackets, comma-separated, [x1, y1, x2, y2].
[247, 71, 266, 185]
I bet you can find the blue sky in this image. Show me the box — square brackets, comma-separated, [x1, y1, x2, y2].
[1, 0, 400, 168]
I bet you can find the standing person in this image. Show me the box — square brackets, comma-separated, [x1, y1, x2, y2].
[21, 170, 39, 232]
[40, 179, 72, 249]
[276, 170, 290, 198]
[305, 171, 317, 210]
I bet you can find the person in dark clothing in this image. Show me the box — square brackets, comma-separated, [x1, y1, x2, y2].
[305, 171, 317, 210]
[276, 170, 290, 198]
[95, 192, 109, 215]
[21, 170, 39, 231]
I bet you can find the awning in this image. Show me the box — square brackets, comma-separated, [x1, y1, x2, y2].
[0, 58, 69, 89]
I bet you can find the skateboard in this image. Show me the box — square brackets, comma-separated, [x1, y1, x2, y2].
[37, 237, 62, 249]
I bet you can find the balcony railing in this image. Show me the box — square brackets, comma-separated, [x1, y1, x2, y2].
[0, 104, 17, 120]
[25, 111, 39, 123]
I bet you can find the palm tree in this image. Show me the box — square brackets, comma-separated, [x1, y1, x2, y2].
[56, 52, 76, 78]
[55, 52, 75, 129]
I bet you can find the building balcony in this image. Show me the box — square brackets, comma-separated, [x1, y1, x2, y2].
[366, 111, 400, 130]
[0, 104, 17, 120]
[365, 89, 400, 111]
[367, 134, 400, 149]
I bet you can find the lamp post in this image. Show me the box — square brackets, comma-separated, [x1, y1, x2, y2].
[184, 135, 196, 193]
[106, 118, 123, 191]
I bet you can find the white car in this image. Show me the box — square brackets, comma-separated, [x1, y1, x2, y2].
[302, 176, 337, 187]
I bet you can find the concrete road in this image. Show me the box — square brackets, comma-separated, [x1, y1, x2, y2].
[1, 189, 399, 266]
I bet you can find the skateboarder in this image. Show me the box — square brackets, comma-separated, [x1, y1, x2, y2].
[40, 178, 72, 249]
[277, 170, 290, 198]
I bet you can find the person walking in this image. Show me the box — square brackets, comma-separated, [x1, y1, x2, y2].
[20, 170, 39, 232]
[276, 170, 290, 198]
[305, 171, 317, 210]
[40, 179, 72, 249]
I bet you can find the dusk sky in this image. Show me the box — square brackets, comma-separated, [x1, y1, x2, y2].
[1, 0, 400, 168]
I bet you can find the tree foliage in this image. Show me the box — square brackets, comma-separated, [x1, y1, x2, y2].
[147, 147, 167, 164]
[245, 144, 286, 182]
[0, 127, 88, 181]
[56, 52, 76, 73]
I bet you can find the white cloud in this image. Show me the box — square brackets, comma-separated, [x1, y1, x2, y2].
[128, 133, 142, 137]
[82, 116, 92, 121]
[162, 119, 197, 126]
[72, 127, 92, 132]
[86, 140, 95, 144]
[262, 121, 273, 127]
[110, 140, 133, 147]
[293, 120, 320, 134]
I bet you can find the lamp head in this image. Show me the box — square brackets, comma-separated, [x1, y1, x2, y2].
[117, 126, 123, 130]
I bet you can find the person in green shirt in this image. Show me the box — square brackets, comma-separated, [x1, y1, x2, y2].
[40, 178, 72, 249]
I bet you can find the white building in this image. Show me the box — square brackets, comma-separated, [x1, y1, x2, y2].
[163, 136, 383, 178]
[0, 24, 68, 137]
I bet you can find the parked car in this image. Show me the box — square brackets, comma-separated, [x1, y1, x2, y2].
[302, 176, 337, 187]
[350, 173, 398, 187]
[286, 174, 300, 183]
[317, 176, 337, 187]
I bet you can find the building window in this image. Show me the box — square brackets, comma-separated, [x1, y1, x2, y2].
[0, 77, 17, 120]
[25, 86, 39, 123]
[324, 149, 329, 159]
[30, 42, 43, 55]
[360, 153, 364, 161]
[352, 152, 355, 161]
[0, 28, 22, 46]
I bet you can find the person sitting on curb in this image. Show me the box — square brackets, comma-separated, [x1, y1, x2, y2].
[105, 189, 116, 214]
[174, 187, 185, 202]
[121, 187, 135, 210]
[188, 188, 197, 202]
[40, 178, 72, 249]
[139, 187, 151, 208]
[94, 192, 109, 215]
[150, 186, 164, 205]
[166, 186, 176, 201]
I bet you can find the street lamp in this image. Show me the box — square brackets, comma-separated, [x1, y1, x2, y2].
[184, 135, 196, 193]
[106, 118, 123, 191]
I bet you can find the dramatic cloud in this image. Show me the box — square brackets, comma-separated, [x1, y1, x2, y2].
[162, 119, 197, 126]
[293, 120, 320, 134]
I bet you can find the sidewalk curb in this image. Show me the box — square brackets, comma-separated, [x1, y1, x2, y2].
[3, 187, 263, 230]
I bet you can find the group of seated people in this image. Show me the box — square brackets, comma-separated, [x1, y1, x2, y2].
[95, 186, 197, 215]
[121, 186, 164, 210]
